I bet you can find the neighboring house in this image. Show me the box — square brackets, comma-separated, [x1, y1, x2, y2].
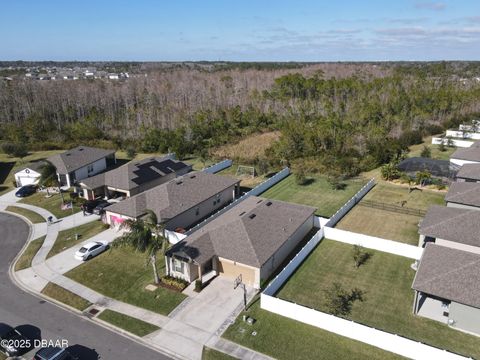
[78, 156, 192, 200]
[14, 161, 44, 187]
[418, 205, 480, 254]
[455, 163, 480, 182]
[165, 196, 316, 289]
[47, 146, 116, 188]
[412, 243, 480, 336]
[104, 171, 240, 231]
[445, 182, 480, 210]
[450, 141, 480, 166]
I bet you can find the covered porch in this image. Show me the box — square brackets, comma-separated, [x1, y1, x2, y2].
[414, 291, 450, 324]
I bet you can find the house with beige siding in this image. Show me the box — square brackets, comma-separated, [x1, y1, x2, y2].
[165, 196, 316, 289]
[79, 156, 191, 200]
[104, 171, 240, 232]
[412, 243, 480, 336]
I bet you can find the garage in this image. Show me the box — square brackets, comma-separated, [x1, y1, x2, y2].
[14, 165, 42, 187]
[217, 258, 257, 287]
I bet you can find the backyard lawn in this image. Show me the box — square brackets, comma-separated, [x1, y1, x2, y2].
[5, 205, 45, 224]
[224, 300, 403, 360]
[97, 309, 159, 337]
[260, 174, 367, 217]
[47, 220, 106, 259]
[19, 191, 81, 219]
[41, 282, 91, 311]
[337, 183, 445, 244]
[277, 239, 480, 359]
[407, 137, 457, 161]
[15, 236, 46, 271]
[66, 247, 186, 315]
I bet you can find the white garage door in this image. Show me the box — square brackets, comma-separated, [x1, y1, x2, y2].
[16, 176, 38, 186]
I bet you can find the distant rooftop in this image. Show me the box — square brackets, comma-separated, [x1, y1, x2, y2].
[451, 141, 480, 162]
[47, 146, 115, 173]
[445, 182, 480, 207]
[456, 163, 480, 181]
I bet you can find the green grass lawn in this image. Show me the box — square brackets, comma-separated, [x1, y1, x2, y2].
[224, 300, 403, 360]
[277, 239, 480, 359]
[407, 136, 457, 161]
[5, 205, 45, 223]
[260, 174, 367, 217]
[0, 351, 6, 360]
[19, 191, 81, 218]
[337, 183, 445, 244]
[202, 347, 236, 360]
[14, 236, 46, 271]
[41, 282, 92, 311]
[66, 247, 186, 315]
[97, 309, 159, 337]
[47, 220, 106, 259]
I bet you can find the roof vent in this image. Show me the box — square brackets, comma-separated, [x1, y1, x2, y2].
[282, 227, 286, 231]
[249, 214, 256, 219]
[257, 199, 263, 204]
[266, 201, 272, 206]
[78, 148, 84, 151]
[239, 211, 246, 216]
[176, 180, 183, 185]
[65, 153, 71, 156]
[190, 175, 196, 179]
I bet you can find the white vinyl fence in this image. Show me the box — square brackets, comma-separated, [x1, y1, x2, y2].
[324, 227, 423, 260]
[260, 295, 468, 360]
[185, 168, 291, 235]
[325, 179, 376, 227]
[165, 229, 187, 244]
[432, 137, 473, 148]
[202, 159, 233, 174]
[445, 129, 480, 140]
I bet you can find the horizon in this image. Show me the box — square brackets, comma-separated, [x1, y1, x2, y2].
[2, 0, 480, 62]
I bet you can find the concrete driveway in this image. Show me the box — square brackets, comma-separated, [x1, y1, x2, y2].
[45, 228, 121, 274]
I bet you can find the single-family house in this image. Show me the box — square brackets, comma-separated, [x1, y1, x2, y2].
[450, 141, 480, 166]
[47, 146, 116, 188]
[412, 243, 480, 336]
[165, 196, 316, 289]
[104, 171, 240, 231]
[14, 161, 44, 187]
[419, 205, 480, 254]
[445, 182, 480, 211]
[455, 163, 480, 183]
[78, 156, 192, 200]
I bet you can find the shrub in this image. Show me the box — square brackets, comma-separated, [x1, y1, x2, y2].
[398, 130, 423, 148]
[194, 279, 203, 292]
[438, 141, 446, 152]
[294, 166, 308, 185]
[424, 124, 444, 136]
[161, 275, 189, 291]
[420, 145, 431, 158]
[1, 142, 28, 158]
[352, 245, 372, 268]
[323, 282, 365, 316]
[380, 162, 400, 181]
[126, 146, 136, 159]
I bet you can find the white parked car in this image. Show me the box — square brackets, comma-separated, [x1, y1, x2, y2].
[74, 241, 109, 261]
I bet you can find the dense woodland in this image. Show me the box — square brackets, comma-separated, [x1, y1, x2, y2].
[1, 61, 480, 177]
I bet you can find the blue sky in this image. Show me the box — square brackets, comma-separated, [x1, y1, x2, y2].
[2, 0, 480, 61]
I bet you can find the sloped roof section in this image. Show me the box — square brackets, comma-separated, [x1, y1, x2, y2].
[445, 182, 480, 207]
[456, 163, 480, 181]
[170, 196, 316, 268]
[420, 205, 480, 247]
[412, 243, 480, 308]
[451, 141, 480, 162]
[47, 146, 115, 173]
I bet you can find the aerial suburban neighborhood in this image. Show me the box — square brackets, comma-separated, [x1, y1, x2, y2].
[2, 2, 480, 360]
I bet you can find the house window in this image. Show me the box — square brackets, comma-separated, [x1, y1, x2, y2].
[87, 164, 94, 174]
[195, 208, 200, 216]
[174, 259, 184, 273]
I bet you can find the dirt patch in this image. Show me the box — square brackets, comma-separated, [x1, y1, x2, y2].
[212, 131, 280, 161]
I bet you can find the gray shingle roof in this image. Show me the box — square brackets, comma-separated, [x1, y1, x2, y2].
[20, 161, 46, 173]
[47, 146, 115, 174]
[107, 171, 239, 220]
[451, 141, 480, 162]
[169, 196, 316, 268]
[80, 156, 191, 191]
[445, 182, 480, 207]
[456, 163, 480, 181]
[420, 205, 480, 247]
[412, 243, 480, 308]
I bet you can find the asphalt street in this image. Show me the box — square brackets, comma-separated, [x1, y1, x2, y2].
[0, 212, 171, 360]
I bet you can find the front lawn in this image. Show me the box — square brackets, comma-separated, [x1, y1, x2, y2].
[260, 174, 367, 217]
[19, 191, 81, 218]
[47, 220, 106, 259]
[66, 247, 186, 315]
[41, 282, 92, 311]
[337, 183, 444, 244]
[15, 236, 46, 271]
[277, 239, 480, 359]
[223, 301, 403, 360]
[5, 205, 45, 224]
[202, 347, 236, 360]
[97, 309, 159, 337]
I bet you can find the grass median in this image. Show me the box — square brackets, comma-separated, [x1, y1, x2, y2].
[97, 309, 159, 337]
[41, 282, 91, 311]
[14, 236, 46, 271]
[5, 205, 45, 224]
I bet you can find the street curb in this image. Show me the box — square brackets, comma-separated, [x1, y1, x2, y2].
[4, 210, 185, 360]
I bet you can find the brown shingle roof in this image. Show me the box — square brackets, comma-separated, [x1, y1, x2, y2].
[47, 146, 115, 174]
[107, 171, 239, 220]
[456, 163, 480, 181]
[451, 141, 480, 162]
[170, 196, 316, 268]
[420, 205, 480, 247]
[412, 243, 480, 308]
[445, 182, 480, 207]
